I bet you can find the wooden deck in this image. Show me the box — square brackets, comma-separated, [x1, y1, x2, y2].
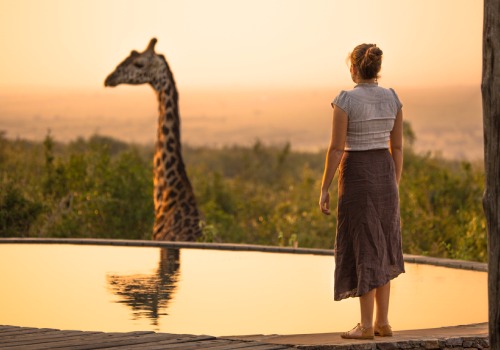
[0, 326, 292, 350]
[0, 324, 490, 349]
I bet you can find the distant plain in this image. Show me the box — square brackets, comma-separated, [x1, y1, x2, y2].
[0, 85, 483, 160]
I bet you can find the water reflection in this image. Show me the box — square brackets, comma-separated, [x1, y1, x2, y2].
[0, 244, 488, 336]
[106, 248, 180, 325]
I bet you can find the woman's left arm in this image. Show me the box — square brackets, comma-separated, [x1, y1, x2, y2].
[390, 109, 404, 185]
[319, 106, 348, 215]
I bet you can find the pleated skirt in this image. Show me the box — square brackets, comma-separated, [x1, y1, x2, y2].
[334, 149, 405, 301]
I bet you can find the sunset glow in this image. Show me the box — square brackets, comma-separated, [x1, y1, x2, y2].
[0, 0, 485, 160]
[0, 0, 483, 89]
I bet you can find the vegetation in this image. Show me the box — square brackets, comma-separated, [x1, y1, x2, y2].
[0, 123, 487, 262]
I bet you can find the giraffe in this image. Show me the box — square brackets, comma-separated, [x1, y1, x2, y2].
[104, 38, 202, 241]
[107, 248, 180, 324]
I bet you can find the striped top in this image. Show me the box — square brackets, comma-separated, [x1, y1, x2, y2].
[331, 83, 403, 151]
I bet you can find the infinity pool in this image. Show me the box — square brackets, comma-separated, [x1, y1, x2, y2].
[0, 243, 487, 336]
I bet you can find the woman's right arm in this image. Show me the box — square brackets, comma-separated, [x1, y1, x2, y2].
[390, 109, 403, 185]
[319, 106, 347, 215]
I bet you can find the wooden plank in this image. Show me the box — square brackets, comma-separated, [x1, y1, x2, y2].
[162, 340, 240, 349]
[1, 330, 87, 341]
[94, 335, 217, 350]
[0, 330, 101, 346]
[200, 342, 289, 350]
[104, 338, 293, 350]
[1, 332, 172, 350]
[238, 345, 292, 350]
[16, 333, 213, 350]
[156, 339, 241, 349]
[244, 344, 291, 350]
[0, 326, 25, 332]
[168, 340, 288, 350]
[0, 329, 72, 345]
[0, 327, 58, 336]
[108, 338, 235, 350]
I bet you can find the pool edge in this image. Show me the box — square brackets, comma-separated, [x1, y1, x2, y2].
[0, 237, 487, 272]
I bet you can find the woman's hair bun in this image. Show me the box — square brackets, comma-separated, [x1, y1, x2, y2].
[366, 45, 383, 59]
[351, 43, 383, 80]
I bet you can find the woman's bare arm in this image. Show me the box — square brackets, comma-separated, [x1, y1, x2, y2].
[390, 109, 403, 185]
[319, 106, 347, 215]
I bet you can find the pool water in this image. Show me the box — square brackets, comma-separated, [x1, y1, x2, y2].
[0, 244, 487, 336]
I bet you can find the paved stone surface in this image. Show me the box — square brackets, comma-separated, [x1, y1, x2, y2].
[224, 323, 489, 349]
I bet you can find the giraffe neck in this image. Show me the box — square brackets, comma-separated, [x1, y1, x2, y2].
[151, 58, 201, 241]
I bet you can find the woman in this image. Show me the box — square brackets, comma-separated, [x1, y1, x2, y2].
[319, 43, 405, 340]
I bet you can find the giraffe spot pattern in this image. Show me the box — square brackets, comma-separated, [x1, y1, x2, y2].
[166, 138, 175, 153]
[168, 178, 177, 188]
[155, 223, 165, 234]
[174, 211, 182, 224]
[182, 203, 191, 215]
[166, 157, 177, 168]
[178, 190, 187, 201]
[167, 201, 176, 211]
[166, 170, 175, 178]
[172, 123, 180, 137]
[175, 181, 183, 191]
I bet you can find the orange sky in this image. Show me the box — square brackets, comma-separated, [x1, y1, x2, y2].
[0, 0, 483, 90]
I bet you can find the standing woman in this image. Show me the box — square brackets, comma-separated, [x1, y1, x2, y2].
[319, 43, 405, 340]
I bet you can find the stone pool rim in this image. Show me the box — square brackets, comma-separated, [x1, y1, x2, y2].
[0, 237, 487, 272]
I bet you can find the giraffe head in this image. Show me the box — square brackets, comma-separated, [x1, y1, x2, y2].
[104, 38, 167, 89]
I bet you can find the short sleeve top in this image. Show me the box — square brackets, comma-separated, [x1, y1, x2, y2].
[331, 83, 402, 151]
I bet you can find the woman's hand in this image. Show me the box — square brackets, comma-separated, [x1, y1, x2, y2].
[319, 190, 331, 215]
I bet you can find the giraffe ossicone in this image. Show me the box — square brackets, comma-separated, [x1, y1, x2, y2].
[105, 38, 202, 242]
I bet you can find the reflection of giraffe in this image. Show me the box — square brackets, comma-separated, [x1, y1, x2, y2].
[106, 248, 180, 326]
[105, 38, 202, 241]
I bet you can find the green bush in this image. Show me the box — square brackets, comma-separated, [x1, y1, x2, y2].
[0, 124, 487, 262]
[0, 181, 43, 237]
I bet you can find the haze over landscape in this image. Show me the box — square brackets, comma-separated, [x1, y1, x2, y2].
[0, 0, 484, 160]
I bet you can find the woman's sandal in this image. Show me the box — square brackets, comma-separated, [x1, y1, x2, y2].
[374, 324, 393, 337]
[340, 323, 374, 340]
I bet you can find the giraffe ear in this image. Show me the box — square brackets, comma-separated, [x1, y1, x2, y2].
[131, 50, 140, 56]
[145, 38, 158, 53]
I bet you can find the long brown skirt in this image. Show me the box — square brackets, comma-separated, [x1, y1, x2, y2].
[334, 149, 405, 301]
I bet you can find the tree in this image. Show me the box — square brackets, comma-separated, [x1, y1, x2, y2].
[482, 0, 500, 348]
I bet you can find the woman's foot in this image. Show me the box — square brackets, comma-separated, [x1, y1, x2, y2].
[340, 323, 374, 340]
[374, 323, 393, 337]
